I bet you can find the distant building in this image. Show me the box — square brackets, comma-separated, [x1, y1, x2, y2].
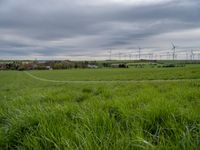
[46, 66, 53, 70]
[0, 64, 6, 70]
[22, 61, 32, 65]
[36, 60, 48, 64]
[87, 64, 98, 68]
[111, 64, 119, 68]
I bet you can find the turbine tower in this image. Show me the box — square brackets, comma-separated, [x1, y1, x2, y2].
[148, 53, 153, 60]
[138, 47, 141, 60]
[129, 54, 132, 60]
[171, 42, 176, 60]
[190, 50, 194, 60]
[118, 52, 122, 60]
[186, 52, 189, 60]
[108, 49, 112, 61]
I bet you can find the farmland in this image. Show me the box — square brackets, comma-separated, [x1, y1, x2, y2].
[0, 66, 200, 149]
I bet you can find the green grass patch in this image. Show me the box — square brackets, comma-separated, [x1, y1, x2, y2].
[0, 67, 200, 149]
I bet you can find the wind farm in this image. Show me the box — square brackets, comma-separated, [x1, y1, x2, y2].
[1, 0, 200, 149]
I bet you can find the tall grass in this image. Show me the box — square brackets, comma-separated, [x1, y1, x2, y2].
[0, 69, 199, 149]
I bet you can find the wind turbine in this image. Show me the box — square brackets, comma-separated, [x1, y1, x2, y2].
[198, 49, 200, 60]
[171, 42, 176, 60]
[186, 52, 189, 60]
[129, 54, 132, 60]
[159, 54, 162, 60]
[190, 50, 194, 60]
[108, 49, 112, 61]
[138, 47, 141, 60]
[118, 52, 122, 60]
[148, 53, 153, 60]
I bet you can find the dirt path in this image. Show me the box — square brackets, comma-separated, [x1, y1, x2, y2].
[24, 71, 200, 83]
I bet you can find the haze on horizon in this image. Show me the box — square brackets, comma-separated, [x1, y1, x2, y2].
[0, 0, 200, 60]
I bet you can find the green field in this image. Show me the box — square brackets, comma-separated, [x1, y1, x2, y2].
[29, 67, 200, 81]
[0, 67, 200, 149]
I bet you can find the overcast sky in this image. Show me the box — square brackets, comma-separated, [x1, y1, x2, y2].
[0, 0, 200, 60]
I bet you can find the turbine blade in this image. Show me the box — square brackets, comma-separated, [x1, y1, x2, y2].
[171, 42, 175, 48]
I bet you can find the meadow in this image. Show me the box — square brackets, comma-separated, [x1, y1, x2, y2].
[0, 67, 200, 149]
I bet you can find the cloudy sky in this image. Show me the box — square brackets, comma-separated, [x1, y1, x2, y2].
[0, 0, 200, 60]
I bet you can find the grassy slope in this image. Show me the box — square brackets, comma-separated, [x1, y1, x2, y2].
[0, 68, 200, 149]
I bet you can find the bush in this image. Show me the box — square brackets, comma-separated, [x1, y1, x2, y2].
[18, 67, 25, 71]
[162, 64, 175, 68]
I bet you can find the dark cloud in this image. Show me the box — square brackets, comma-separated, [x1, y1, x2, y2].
[0, 0, 200, 59]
